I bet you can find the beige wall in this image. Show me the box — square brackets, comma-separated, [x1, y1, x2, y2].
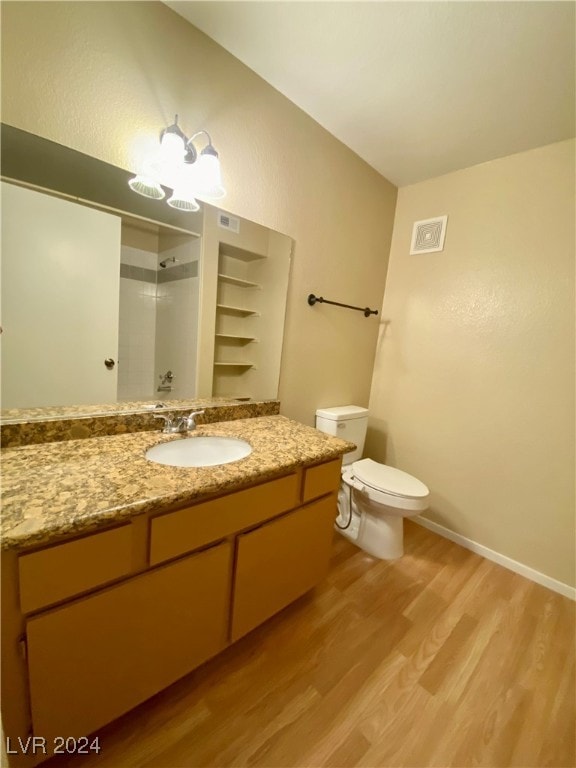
[368, 139, 575, 587]
[0, 1, 397, 425]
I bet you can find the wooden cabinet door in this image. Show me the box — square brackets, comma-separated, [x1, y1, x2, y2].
[302, 458, 342, 502]
[19, 524, 134, 614]
[231, 495, 336, 641]
[150, 473, 299, 565]
[27, 543, 231, 742]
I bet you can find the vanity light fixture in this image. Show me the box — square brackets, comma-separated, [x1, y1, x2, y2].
[128, 115, 225, 211]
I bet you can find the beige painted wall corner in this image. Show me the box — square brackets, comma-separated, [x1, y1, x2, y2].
[368, 139, 576, 587]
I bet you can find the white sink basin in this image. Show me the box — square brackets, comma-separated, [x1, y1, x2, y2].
[146, 436, 252, 468]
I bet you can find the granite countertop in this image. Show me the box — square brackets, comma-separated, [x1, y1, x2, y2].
[1, 415, 354, 552]
[0, 398, 280, 447]
[0, 396, 277, 424]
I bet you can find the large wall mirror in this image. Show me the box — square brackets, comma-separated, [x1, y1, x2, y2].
[0, 125, 293, 418]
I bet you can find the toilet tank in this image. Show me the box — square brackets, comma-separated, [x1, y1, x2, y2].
[315, 405, 368, 465]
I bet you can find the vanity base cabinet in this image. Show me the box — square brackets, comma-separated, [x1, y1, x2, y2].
[231, 494, 336, 641]
[26, 542, 231, 745]
[2, 459, 344, 767]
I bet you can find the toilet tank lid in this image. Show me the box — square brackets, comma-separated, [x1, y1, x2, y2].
[353, 458, 429, 499]
[316, 405, 368, 421]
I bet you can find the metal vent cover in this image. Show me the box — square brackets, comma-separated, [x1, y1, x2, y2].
[410, 215, 448, 254]
[217, 211, 240, 233]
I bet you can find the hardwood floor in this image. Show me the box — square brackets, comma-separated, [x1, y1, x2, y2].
[46, 521, 575, 768]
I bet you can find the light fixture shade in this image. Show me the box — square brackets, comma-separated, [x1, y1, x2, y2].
[159, 131, 185, 166]
[159, 115, 186, 167]
[128, 119, 225, 206]
[194, 150, 226, 199]
[167, 186, 200, 212]
[166, 161, 200, 212]
[128, 174, 165, 200]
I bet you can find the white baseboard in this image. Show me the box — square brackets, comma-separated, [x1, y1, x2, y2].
[414, 516, 576, 601]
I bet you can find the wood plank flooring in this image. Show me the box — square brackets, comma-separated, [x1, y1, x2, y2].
[46, 521, 575, 768]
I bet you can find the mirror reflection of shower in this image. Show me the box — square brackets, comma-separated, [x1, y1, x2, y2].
[117, 220, 200, 402]
[159, 256, 178, 269]
[158, 370, 174, 392]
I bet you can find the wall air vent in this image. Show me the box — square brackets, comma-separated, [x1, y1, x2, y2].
[410, 215, 448, 254]
[217, 211, 240, 234]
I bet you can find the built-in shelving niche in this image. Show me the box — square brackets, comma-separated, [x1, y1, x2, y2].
[204, 219, 291, 401]
[213, 243, 264, 399]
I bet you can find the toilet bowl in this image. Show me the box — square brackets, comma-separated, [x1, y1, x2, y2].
[315, 406, 430, 560]
[337, 459, 429, 559]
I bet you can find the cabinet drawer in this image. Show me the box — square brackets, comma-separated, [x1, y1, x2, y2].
[231, 494, 336, 641]
[150, 473, 299, 566]
[19, 525, 134, 614]
[302, 458, 342, 503]
[27, 542, 231, 743]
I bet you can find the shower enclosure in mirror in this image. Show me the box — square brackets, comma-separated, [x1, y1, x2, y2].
[2, 181, 201, 407]
[0, 125, 293, 413]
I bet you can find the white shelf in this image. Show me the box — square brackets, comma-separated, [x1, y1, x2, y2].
[218, 273, 261, 289]
[215, 333, 258, 342]
[213, 393, 252, 401]
[219, 243, 267, 262]
[216, 304, 259, 316]
[213, 361, 254, 368]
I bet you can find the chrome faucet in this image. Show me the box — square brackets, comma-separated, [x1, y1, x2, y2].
[154, 410, 205, 434]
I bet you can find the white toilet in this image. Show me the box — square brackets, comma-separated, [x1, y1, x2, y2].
[315, 405, 430, 559]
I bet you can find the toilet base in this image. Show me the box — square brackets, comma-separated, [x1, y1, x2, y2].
[336, 483, 405, 559]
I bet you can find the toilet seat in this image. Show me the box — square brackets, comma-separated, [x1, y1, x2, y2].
[352, 459, 429, 499]
[341, 459, 429, 514]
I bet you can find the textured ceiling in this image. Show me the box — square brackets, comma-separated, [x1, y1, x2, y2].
[165, 1, 575, 186]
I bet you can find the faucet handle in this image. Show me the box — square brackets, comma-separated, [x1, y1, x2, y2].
[153, 414, 174, 432]
[185, 410, 205, 430]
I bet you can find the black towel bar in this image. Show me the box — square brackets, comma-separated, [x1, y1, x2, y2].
[307, 293, 378, 318]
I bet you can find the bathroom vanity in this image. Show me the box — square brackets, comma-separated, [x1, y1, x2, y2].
[0, 411, 353, 766]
